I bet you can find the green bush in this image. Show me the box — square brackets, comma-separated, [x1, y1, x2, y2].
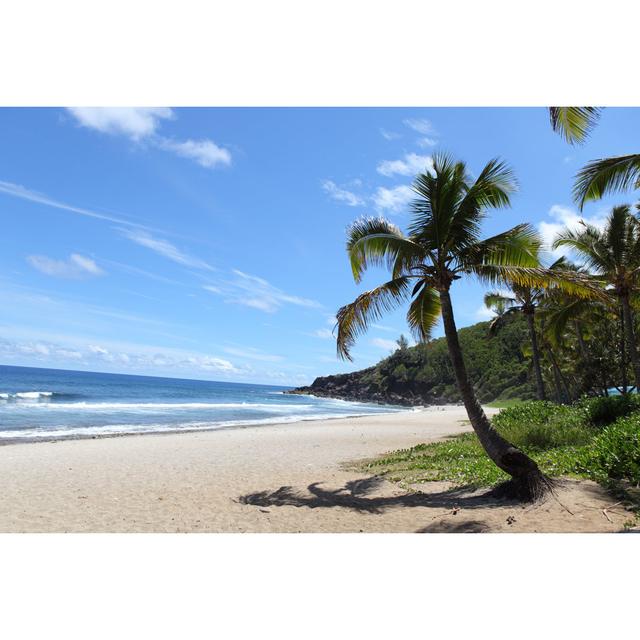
[580, 395, 640, 427]
[583, 415, 640, 484]
[491, 401, 591, 450]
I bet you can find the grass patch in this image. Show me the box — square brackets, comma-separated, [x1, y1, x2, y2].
[364, 399, 640, 492]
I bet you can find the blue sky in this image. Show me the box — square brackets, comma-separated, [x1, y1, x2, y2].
[1, 107, 638, 385]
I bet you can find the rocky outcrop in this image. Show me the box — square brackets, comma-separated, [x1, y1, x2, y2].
[286, 368, 450, 406]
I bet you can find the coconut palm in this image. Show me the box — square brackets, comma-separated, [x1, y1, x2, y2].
[549, 107, 601, 145]
[548, 107, 640, 209]
[554, 204, 640, 391]
[334, 153, 572, 500]
[574, 155, 640, 209]
[484, 284, 547, 401]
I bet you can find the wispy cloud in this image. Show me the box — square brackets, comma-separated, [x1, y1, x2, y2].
[310, 328, 334, 339]
[119, 228, 216, 271]
[372, 185, 414, 214]
[372, 323, 396, 332]
[416, 137, 437, 148]
[321, 180, 365, 207]
[475, 305, 496, 320]
[380, 128, 401, 141]
[27, 253, 105, 279]
[538, 204, 608, 259]
[222, 346, 284, 362]
[377, 153, 433, 177]
[66, 107, 232, 170]
[157, 138, 231, 169]
[403, 118, 436, 135]
[0, 180, 142, 228]
[371, 337, 397, 351]
[204, 270, 321, 314]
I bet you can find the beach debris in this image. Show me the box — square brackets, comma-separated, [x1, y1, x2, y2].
[506, 515, 517, 525]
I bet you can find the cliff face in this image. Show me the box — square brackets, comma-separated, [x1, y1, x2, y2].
[287, 317, 535, 406]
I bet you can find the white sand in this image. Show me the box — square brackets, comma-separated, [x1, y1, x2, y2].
[0, 406, 632, 532]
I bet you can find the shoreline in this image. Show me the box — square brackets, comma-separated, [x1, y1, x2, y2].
[0, 406, 629, 533]
[0, 404, 442, 447]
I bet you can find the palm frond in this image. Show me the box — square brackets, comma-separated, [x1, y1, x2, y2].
[462, 223, 541, 270]
[335, 276, 412, 360]
[407, 285, 440, 343]
[573, 154, 640, 209]
[473, 264, 606, 299]
[483, 291, 517, 309]
[346, 217, 422, 282]
[553, 223, 614, 273]
[549, 107, 601, 145]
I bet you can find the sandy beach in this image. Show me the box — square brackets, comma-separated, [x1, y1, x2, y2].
[0, 406, 631, 533]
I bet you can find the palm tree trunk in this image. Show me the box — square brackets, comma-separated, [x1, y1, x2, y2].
[620, 306, 629, 395]
[621, 294, 640, 392]
[525, 311, 546, 401]
[438, 288, 552, 500]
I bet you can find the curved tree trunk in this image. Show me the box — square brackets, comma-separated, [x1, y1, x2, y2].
[525, 311, 546, 401]
[621, 294, 640, 392]
[439, 288, 552, 501]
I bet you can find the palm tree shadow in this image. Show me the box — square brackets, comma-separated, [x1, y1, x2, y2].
[238, 475, 515, 515]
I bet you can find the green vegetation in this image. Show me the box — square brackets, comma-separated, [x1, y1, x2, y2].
[364, 399, 640, 492]
[325, 110, 640, 502]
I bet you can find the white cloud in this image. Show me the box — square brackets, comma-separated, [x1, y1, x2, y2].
[380, 128, 401, 140]
[372, 185, 414, 214]
[371, 337, 398, 351]
[322, 180, 364, 207]
[203, 270, 321, 314]
[27, 253, 105, 279]
[372, 323, 396, 332]
[377, 153, 433, 177]
[404, 118, 436, 135]
[67, 107, 173, 140]
[475, 305, 496, 320]
[538, 204, 608, 259]
[311, 328, 333, 339]
[157, 138, 231, 168]
[417, 137, 437, 148]
[66, 107, 232, 169]
[120, 228, 215, 271]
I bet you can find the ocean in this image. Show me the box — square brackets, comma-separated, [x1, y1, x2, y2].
[0, 365, 404, 442]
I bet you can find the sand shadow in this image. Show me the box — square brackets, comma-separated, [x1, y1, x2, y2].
[238, 475, 515, 516]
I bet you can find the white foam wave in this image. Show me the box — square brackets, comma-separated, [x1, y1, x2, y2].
[0, 409, 407, 441]
[0, 391, 54, 400]
[0, 400, 319, 411]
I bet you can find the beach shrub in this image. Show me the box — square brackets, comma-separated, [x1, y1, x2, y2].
[491, 401, 590, 450]
[582, 415, 640, 484]
[580, 394, 640, 427]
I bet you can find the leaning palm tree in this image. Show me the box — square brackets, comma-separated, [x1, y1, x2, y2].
[484, 283, 547, 401]
[335, 153, 566, 500]
[554, 204, 640, 391]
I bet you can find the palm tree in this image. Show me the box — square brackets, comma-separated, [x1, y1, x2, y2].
[554, 204, 640, 391]
[548, 107, 640, 209]
[484, 284, 546, 401]
[574, 155, 640, 209]
[549, 107, 601, 145]
[335, 153, 569, 500]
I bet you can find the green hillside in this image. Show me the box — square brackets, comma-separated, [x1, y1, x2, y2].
[291, 316, 535, 405]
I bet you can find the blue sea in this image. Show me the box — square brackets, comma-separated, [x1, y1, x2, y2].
[0, 365, 404, 442]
